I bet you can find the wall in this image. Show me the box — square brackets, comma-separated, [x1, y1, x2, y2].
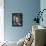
[4, 0, 40, 42]
[40, 0, 46, 26]
[0, 0, 4, 42]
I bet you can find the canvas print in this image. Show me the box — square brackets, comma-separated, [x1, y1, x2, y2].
[12, 13, 23, 26]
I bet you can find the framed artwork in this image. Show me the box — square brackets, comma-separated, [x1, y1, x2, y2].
[12, 13, 23, 26]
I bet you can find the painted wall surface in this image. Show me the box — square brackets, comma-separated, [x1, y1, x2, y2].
[4, 0, 40, 42]
[0, 0, 4, 42]
[40, 0, 46, 26]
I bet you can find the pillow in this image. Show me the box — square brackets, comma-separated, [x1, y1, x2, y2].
[23, 32, 34, 46]
[17, 37, 25, 46]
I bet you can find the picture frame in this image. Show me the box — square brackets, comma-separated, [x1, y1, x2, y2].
[12, 13, 23, 26]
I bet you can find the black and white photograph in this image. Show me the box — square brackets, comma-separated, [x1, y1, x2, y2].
[12, 13, 23, 26]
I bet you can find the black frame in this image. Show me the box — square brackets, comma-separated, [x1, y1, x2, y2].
[12, 13, 23, 27]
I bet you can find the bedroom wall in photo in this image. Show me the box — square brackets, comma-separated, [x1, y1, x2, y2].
[4, 0, 40, 42]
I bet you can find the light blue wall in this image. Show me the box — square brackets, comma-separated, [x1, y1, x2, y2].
[4, 0, 40, 42]
[40, 0, 46, 27]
